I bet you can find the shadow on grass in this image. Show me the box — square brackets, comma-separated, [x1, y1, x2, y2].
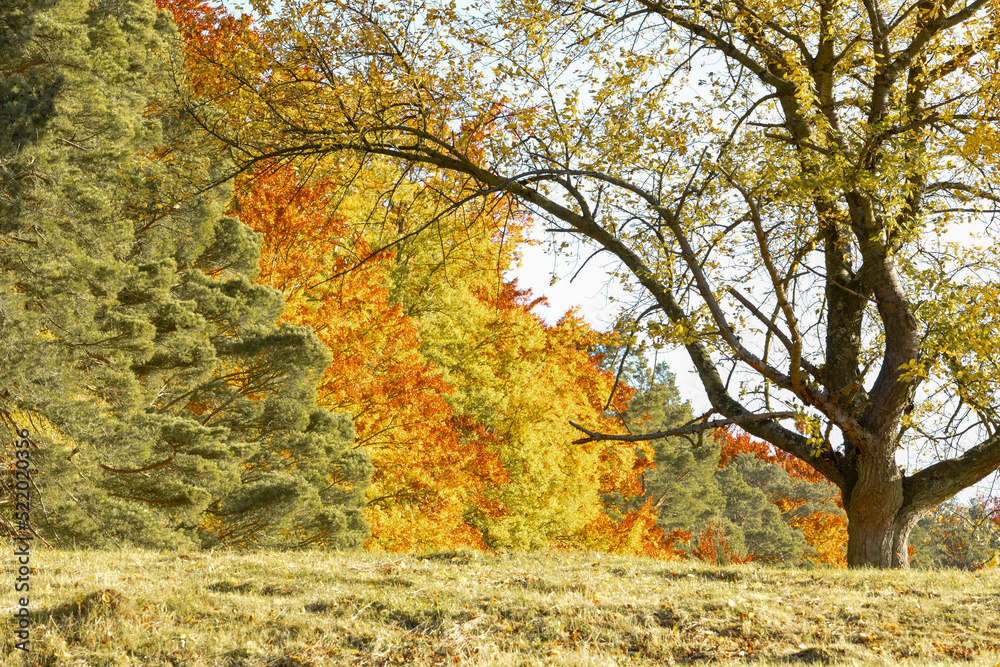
[35, 588, 128, 625]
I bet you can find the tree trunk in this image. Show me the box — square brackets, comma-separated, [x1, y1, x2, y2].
[890, 510, 924, 569]
[844, 452, 905, 568]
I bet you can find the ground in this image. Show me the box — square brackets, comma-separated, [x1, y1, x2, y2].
[4, 549, 999, 665]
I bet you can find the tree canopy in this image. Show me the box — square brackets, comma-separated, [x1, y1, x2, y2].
[171, 0, 1000, 567]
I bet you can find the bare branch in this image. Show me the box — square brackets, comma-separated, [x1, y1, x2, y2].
[570, 412, 797, 444]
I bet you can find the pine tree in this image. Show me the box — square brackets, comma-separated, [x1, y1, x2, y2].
[0, 0, 370, 549]
[715, 456, 811, 564]
[599, 353, 724, 557]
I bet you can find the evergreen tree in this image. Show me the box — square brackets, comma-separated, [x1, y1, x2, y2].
[0, 0, 370, 549]
[628, 371, 723, 538]
[603, 353, 726, 551]
[716, 455, 810, 564]
[0, 0, 61, 214]
[607, 347, 833, 564]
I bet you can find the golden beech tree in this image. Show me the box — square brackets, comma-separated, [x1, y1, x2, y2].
[171, 0, 1000, 567]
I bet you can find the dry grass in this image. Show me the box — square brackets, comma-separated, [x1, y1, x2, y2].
[3, 549, 999, 665]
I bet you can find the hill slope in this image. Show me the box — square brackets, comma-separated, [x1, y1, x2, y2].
[4, 550, 999, 665]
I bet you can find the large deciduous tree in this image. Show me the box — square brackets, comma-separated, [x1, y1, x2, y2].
[174, 0, 1000, 566]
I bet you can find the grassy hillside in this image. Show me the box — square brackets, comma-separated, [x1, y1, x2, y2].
[3, 549, 999, 665]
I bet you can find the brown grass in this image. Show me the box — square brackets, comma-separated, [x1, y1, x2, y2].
[3, 549, 999, 665]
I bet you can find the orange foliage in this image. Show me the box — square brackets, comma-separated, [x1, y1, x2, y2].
[588, 498, 687, 560]
[785, 509, 848, 566]
[718, 427, 825, 483]
[234, 165, 509, 550]
[155, 0, 256, 97]
[691, 522, 750, 565]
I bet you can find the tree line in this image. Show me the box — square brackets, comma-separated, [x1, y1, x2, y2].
[2, 0, 998, 569]
[154, 0, 1000, 568]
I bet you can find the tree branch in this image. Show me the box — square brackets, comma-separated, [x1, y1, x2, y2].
[570, 412, 797, 444]
[903, 432, 1000, 513]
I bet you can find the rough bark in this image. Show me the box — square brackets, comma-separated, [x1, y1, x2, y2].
[890, 507, 926, 569]
[843, 449, 905, 568]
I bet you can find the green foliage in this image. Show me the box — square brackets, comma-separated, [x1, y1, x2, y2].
[715, 456, 810, 564]
[0, 0, 369, 549]
[0, 0, 62, 217]
[909, 501, 1000, 570]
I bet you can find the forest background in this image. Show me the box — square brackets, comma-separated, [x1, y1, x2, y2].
[1, 0, 998, 570]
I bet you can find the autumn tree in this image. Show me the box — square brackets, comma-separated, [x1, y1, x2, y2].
[230, 162, 508, 550]
[177, 0, 1000, 567]
[225, 154, 649, 551]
